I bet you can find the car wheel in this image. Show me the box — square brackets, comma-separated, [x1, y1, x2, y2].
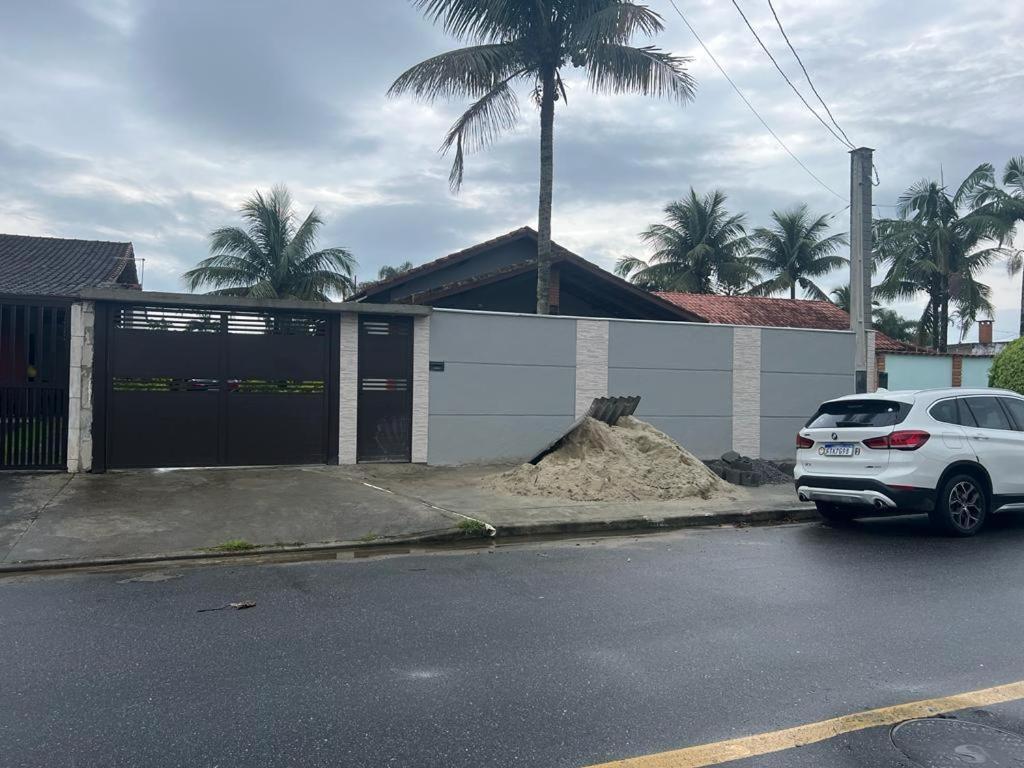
[815, 501, 856, 525]
[930, 474, 988, 536]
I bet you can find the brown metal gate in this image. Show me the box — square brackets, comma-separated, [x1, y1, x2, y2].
[357, 315, 413, 462]
[96, 303, 338, 469]
[0, 299, 70, 470]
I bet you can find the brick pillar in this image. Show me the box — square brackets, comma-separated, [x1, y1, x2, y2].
[952, 355, 963, 387]
[875, 352, 886, 390]
[548, 265, 560, 314]
[979, 320, 993, 346]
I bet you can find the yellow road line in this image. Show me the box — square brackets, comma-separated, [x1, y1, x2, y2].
[585, 679, 1024, 768]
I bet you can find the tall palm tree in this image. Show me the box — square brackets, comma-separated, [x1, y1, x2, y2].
[874, 164, 1011, 352]
[184, 186, 356, 301]
[615, 189, 754, 294]
[378, 261, 415, 281]
[747, 206, 848, 300]
[389, 0, 696, 314]
[996, 157, 1024, 337]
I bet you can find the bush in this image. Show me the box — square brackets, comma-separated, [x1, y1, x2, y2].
[989, 337, 1024, 394]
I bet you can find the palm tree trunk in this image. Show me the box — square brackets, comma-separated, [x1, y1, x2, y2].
[535, 67, 556, 315]
[789, 281, 796, 300]
[939, 275, 949, 353]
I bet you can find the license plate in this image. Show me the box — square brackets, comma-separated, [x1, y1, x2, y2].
[822, 443, 855, 457]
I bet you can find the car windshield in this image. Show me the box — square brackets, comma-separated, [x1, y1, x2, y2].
[806, 399, 910, 429]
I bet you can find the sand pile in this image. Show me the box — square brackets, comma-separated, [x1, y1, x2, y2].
[487, 416, 738, 502]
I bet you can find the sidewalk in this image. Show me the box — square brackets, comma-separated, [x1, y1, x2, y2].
[0, 463, 812, 570]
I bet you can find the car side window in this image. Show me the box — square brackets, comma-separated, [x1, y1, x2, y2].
[930, 399, 959, 425]
[963, 397, 1013, 431]
[998, 397, 1024, 431]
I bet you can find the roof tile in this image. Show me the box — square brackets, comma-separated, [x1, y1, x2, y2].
[0, 234, 139, 297]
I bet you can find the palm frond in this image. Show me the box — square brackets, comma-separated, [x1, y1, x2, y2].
[388, 43, 524, 99]
[952, 162, 994, 208]
[440, 75, 523, 191]
[583, 43, 695, 103]
[570, 2, 664, 46]
[409, 0, 537, 42]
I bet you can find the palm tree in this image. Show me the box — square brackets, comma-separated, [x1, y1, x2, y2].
[996, 157, 1024, 337]
[747, 206, 848, 300]
[389, 0, 696, 314]
[378, 261, 415, 281]
[184, 186, 356, 301]
[615, 189, 754, 294]
[874, 165, 1012, 352]
[872, 307, 918, 344]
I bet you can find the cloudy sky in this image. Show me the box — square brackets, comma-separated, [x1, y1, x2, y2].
[2, 0, 1021, 341]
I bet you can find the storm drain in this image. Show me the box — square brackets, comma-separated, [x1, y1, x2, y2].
[891, 718, 1024, 766]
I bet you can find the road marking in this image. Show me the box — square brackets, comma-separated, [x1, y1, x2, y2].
[585, 679, 1024, 768]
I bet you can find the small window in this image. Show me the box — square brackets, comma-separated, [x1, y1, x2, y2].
[930, 399, 960, 425]
[963, 397, 1013, 431]
[806, 399, 910, 429]
[999, 397, 1024, 431]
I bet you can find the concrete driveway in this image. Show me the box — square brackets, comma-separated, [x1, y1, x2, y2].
[0, 466, 459, 564]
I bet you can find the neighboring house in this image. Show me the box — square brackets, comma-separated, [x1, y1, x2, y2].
[880, 321, 1014, 391]
[1, 234, 141, 471]
[0, 234, 140, 297]
[353, 227, 702, 322]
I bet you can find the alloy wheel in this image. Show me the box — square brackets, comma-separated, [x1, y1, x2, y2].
[949, 480, 983, 530]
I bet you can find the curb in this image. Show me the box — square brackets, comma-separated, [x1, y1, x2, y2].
[0, 506, 817, 575]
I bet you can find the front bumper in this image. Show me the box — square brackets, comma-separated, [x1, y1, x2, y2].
[795, 475, 936, 512]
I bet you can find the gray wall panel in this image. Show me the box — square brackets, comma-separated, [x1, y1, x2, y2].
[761, 328, 853, 374]
[429, 310, 575, 366]
[608, 321, 733, 370]
[639, 416, 732, 459]
[427, 415, 574, 465]
[761, 417, 808, 459]
[608, 368, 732, 417]
[761, 371, 854, 418]
[430, 363, 574, 416]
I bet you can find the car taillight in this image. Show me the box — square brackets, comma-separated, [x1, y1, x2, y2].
[863, 430, 930, 450]
[796, 434, 814, 449]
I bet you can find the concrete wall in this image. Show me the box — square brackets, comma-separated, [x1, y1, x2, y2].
[427, 311, 577, 464]
[760, 329, 856, 458]
[607, 320, 734, 459]
[962, 357, 992, 388]
[426, 309, 856, 464]
[883, 354, 954, 391]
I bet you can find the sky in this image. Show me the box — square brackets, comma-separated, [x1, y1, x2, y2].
[1, 0, 1021, 342]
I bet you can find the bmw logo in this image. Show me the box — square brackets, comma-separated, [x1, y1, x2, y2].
[831, 432, 838, 440]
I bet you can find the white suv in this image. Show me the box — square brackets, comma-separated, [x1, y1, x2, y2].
[795, 388, 1024, 536]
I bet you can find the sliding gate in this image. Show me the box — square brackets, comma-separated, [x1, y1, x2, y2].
[97, 303, 339, 469]
[0, 299, 70, 469]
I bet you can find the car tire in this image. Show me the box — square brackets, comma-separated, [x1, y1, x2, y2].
[929, 473, 988, 537]
[815, 501, 856, 525]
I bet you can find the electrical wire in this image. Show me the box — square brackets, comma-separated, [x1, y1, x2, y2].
[665, 0, 847, 202]
[729, 0, 855, 150]
[765, 0, 855, 148]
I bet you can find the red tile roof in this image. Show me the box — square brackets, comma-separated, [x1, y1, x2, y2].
[655, 292, 908, 351]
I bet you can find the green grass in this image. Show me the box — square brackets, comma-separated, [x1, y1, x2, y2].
[358, 532, 379, 543]
[205, 539, 257, 552]
[457, 518, 488, 535]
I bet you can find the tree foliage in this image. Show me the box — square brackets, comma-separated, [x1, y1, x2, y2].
[747, 206, 848, 300]
[989, 337, 1024, 394]
[615, 189, 755, 294]
[183, 186, 356, 301]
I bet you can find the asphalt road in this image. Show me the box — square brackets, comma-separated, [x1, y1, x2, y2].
[3, 513, 1024, 767]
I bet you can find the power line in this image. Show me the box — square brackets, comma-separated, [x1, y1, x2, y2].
[765, 0, 855, 149]
[729, 0, 854, 150]
[665, 0, 847, 202]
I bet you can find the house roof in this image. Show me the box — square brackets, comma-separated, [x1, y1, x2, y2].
[354, 227, 703, 322]
[655, 292, 909, 351]
[0, 234, 139, 298]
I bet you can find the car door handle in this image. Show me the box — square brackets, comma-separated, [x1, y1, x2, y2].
[972, 435, 990, 440]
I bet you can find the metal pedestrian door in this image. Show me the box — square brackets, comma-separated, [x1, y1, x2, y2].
[357, 315, 413, 462]
[0, 299, 70, 469]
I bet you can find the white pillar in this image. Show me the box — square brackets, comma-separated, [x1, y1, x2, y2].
[574, 319, 609, 418]
[731, 326, 761, 458]
[411, 315, 430, 463]
[338, 314, 359, 464]
[67, 301, 95, 472]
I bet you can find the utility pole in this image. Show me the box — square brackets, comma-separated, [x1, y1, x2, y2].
[849, 147, 873, 393]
